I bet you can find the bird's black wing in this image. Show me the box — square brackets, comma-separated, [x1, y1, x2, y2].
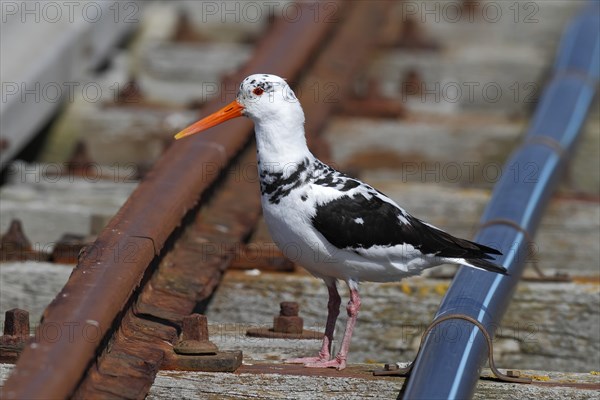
[311, 192, 501, 260]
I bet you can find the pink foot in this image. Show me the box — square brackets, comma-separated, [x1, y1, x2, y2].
[305, 357, 346, 370]
[285, 355, 329, 364]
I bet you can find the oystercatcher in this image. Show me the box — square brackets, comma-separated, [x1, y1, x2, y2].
[175, 74, 507, 370]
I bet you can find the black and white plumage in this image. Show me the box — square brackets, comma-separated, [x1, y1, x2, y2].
[175, 74, 507, 370]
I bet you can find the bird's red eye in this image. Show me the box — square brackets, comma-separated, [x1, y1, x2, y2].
[253, 87, 264, 96]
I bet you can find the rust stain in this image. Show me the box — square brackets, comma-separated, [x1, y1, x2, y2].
[571, 276, 600, 285]
[237, 363, 398, 381]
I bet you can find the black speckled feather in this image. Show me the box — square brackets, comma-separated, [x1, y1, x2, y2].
[311, 192, 501, 261]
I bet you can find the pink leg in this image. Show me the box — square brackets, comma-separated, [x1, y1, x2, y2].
[286, 280, 341, 364]
[306, 282, 361, 370]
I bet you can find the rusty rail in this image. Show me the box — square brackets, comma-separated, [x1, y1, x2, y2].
[2, 3, 340, 399]
[73, 144, 264, 397]
[2, 2, 395, 399]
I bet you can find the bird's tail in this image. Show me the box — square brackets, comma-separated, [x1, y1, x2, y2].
[461, 258, 508, 275]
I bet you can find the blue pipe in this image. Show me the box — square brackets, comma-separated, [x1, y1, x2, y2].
[402, 3, 599, 399]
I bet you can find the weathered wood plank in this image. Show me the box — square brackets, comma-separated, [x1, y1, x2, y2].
[2, 362, 597, 399]
[147, 366, 599, 400]
[324, 112, 600, 196]
[0, 262, 73, 324]
[0, 166, 137, 246]
[207, 271, 599, 373]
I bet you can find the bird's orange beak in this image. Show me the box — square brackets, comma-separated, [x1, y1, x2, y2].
[174, 100, 245, 139]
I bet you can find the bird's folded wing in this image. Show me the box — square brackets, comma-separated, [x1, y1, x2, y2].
[311, 192, 501, 260]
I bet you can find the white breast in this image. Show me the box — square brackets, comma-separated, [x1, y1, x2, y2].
[261, 190, 430, 283]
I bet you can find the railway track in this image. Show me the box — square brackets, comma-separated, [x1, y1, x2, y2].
[1, 1, 598, 399]
[2, 2, 396, 398]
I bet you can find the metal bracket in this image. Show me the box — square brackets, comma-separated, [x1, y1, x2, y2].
[373, 313, 532, 384]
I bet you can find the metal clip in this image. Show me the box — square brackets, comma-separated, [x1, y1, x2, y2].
[373, 313, 532, 384]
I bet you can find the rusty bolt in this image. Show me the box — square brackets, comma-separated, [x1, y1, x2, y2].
[1, 220, 33, 261]
[463, 0, 479, 13]
[506, 370, 521, 378]
[384, 363, 399, 371]
[51, 233, 89, 264]
[1, 220, 32, 251]
[182, 313, 209, 341]
[340, 77, 406, 119]
[279, 301, 299, 317]
[273, 302, 303, 334]
[1, 309, 31, 363]
[401, 69, 423, 97]
[67, 141, 94, 178]
[3, 309, 30, 338]
[174, 314, 218, 355]
[246, 302, 321, 339]
[400, 18, 420, 45]
[394, 16, 439, 50]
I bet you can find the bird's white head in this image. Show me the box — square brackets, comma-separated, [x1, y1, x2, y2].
[238, 74, 304, 124]
[174, 73, 305, 140]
